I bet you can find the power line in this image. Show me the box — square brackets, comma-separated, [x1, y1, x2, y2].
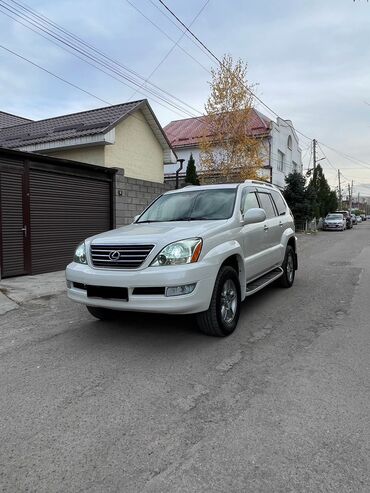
[128, 0, 210, 100]
[1, 0, 203, 118]
[156, 0, 370, 171]
[124, 0, 211, 75]
[0, 43, 111, 105]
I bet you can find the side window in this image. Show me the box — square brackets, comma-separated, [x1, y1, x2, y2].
[271, 191, 287, 216]
[241, 191, 259, 214]
[258, 193, 277, 219]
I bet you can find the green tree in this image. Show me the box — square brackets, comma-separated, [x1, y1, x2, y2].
[308, 164, 337, 217]
[283, 171, 311, 222]
[185, 153, 200, 185]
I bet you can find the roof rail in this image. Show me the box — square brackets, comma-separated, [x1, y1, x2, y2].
[245, 179, 274, 188]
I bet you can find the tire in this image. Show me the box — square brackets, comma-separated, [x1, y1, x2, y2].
[196, 266, 241, 337]
[280, 246, 295, 288]
[86, 305, 117, 320]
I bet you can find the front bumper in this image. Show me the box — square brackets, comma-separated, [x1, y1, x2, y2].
[65, 261, 218, 315]
[323, 223, 343, 230]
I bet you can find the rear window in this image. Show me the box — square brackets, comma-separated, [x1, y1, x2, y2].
[258, 192, 277, 219]
[271, 190, 287, 216]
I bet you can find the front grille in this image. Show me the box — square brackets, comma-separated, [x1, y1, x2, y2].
[90, 244, 154, 268]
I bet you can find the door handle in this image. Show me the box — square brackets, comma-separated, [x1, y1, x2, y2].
[22, 225, 27, 238]
[279, 221, 283, 227]
[264, 225, 269, 232]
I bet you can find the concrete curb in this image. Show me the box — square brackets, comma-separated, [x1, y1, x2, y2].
[0, 271, 66, 314]
[0, 291, 19, 315]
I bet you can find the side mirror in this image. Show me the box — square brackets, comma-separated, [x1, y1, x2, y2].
[133, 214, 140, 223]
[242, 208, 266, 225]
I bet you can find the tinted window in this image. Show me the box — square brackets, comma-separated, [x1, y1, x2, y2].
[138, 189, 236, 222]
[258, 193, 276, 219]
[271, 190, 287, 216]
[241, 191, 259, 214]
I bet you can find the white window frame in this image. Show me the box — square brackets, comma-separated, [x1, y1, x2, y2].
[277, 150, 285, 172]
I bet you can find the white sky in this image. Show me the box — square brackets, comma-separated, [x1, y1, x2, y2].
[0, 0, 370, 196]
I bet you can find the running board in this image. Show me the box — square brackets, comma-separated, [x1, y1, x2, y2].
[246, 268, 283, 296]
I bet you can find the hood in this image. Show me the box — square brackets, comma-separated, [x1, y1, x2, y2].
[87, 220, 229, 248]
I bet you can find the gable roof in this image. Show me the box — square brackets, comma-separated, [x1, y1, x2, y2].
[0, 100, 144, 149]
[164, 109, 272, 148]
[0, 110, 32, 129]
[0, 100, 175, 162]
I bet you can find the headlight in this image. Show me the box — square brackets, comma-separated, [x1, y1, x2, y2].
[151, 238, 202, 266]
[74, 242, 87, 264]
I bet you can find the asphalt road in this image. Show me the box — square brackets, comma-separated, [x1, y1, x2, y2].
[1, 224, 370, 492]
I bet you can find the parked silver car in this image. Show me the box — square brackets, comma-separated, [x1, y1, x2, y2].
[323, 213, 346, 231]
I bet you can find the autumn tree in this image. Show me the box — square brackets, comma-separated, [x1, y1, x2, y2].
[199, 54, 264, 182]
[185, 153, 200, 185]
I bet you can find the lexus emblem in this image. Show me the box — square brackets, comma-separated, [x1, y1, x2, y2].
[109, 250, 120, 261]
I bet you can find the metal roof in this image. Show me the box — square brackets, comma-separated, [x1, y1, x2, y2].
[0, 110, 32, 129]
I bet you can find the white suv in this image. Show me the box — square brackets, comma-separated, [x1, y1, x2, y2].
[66, 180, 297, 337]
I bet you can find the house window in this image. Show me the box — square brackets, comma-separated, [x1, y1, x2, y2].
[287, 135, 292, 150]
[277, 150, 285, 172]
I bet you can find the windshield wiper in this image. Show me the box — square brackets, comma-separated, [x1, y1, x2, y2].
[137, 220, 161, 223]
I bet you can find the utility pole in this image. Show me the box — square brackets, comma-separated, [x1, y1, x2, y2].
[357, 192, 360, 209]
[338, 170, 342, 209]
[348, 182, 353, 212]
[313, 139, 317, 171]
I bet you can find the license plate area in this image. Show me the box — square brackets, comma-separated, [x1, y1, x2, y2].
[87, 285, 128, 300]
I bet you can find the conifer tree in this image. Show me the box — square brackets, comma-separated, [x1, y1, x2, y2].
[185, 153, 200, 185]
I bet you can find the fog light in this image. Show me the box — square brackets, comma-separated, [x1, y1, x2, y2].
[165, 283, 196, 297]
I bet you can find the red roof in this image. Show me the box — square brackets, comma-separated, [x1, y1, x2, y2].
[164, 109, 271, 148]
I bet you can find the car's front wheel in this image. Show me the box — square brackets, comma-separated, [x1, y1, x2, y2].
[196, 265, 241, 337]
[86, 306, 117, 320]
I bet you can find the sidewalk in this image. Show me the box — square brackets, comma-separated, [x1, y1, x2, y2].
[0, 271, 66, 315]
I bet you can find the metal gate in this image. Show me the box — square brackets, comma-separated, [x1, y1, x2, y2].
[0, 151, 114, 278]
[29, 169, 111, 274]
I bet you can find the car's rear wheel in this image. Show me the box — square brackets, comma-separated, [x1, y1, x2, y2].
[280, 245, 295, 288]
[196, 266, 241, 337]
[86, 306, 117, 320]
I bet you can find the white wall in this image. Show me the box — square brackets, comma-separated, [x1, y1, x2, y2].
[269, 118, 303, 189]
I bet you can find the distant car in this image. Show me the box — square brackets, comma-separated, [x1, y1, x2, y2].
[323, 213, 346, 231]
[360, 214, 366, 221]
[356, 215, 362, 223]
[367, 215, 370, 220]
[351, 214, 358, 225]
[335, 210, 352, 229]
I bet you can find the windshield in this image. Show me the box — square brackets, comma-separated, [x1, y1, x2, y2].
[137, 189, 237, 222]
[326, 214, 343, 220]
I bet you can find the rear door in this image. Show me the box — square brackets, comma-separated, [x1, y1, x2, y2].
[240, 187, 269, 281]
[256, 191, 281, 268]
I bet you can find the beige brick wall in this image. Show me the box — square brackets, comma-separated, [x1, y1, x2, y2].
[105, 111, 164, 183]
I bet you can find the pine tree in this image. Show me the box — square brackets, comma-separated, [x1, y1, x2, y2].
[308, 164, 337, 217]
[185, 153, 200, 185]
[283, 171, 310, 222]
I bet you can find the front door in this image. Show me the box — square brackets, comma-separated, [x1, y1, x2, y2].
[0, 166, 30, 278]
